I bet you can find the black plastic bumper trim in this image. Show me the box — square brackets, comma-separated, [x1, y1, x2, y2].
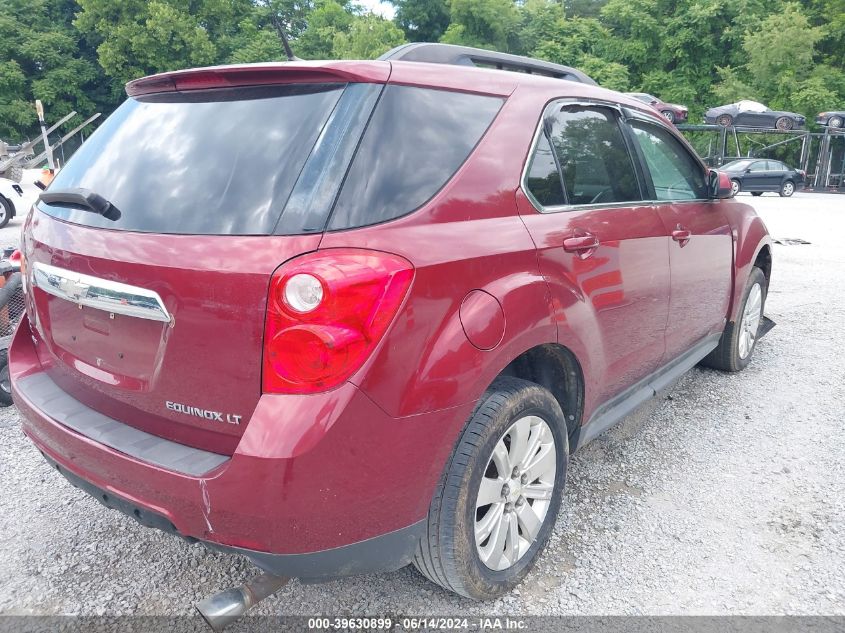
[16, 372, 229, 477]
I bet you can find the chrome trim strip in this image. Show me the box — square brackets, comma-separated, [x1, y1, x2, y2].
[31, 262, 172, 323]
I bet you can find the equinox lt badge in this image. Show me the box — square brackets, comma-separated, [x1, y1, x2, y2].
[165, 401, 242, 425]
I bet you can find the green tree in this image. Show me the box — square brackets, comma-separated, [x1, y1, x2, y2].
[296, 0, 354, 59]
[440, 0, 520, 51]
[75, 0, 227, 86]
[333, 13, 406, 59]
[742, 3, 822, 93]
[0, 0, 100, 141]
[712, 3, 838, 122]
[228, 17, 286, 63]
[390, 0, 451, 42]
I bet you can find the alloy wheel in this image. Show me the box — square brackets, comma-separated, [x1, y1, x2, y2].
[474, 415, 556, 571]
[738, 282, 763, 359]
[782, 181, 795, 196]
[731, 180, 740, 196]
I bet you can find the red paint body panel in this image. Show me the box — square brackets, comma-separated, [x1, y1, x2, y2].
[516, 190, 671, 418]
[654, 202, 733, 360]
[23, 209, 321, 454]
[12, 319, 473, 553]
[11, 58, 772, 568]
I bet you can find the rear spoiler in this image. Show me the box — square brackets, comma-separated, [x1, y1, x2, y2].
[126, 62, 391, 97]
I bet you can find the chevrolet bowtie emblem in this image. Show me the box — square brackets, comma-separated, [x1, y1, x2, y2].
[59, 278, 90, 301]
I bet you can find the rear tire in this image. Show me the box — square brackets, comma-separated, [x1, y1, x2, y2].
[413, 377, 568, 599]
[730, 179, 741, 197]
[716, 114, 733, 127]
[701, 267, 767, 372]
[751, 191, 763, 196]
[829, 116, 844, 128]
[779, 180, 795, 197]
[0, 350, 12, 407]
[775, 116, 793, 131]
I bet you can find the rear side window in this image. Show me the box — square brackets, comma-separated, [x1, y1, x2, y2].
[544, 106, 641, 206]
[38, 84, 345, 235]
[328, 86, 503, 230]
[628, 120, 708, 200]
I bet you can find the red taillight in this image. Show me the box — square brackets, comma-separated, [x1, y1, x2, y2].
[262, 249, 414, 394]
[8, 250, 21, 265]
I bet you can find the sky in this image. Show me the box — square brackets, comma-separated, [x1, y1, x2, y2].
[357, 0, 397, 19]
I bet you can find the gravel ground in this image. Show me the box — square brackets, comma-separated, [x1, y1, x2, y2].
[0, 189, 843, 618]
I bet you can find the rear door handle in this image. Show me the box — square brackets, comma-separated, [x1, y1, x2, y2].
[563, 234, 600, 253]
[672, 226, 691, 246]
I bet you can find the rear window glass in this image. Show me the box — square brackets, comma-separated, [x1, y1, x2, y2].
[38, 84, 344, 235]
[328, 85, 503, 230]
[546, 106, 642, 205]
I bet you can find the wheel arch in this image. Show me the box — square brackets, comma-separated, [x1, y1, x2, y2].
[497, 343, 586, 447]
[0, 193, 14, 216]
[753, 243, 772, 285]
[729, 218, 773, 322]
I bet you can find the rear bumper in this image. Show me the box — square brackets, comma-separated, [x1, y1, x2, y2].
[41, 450, 424, 580]
[10, 316, 469, 579]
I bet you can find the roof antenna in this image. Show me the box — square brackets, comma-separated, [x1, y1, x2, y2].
[270, 15, 301, 61]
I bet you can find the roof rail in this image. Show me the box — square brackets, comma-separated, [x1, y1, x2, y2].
[378, 43, 597, 86]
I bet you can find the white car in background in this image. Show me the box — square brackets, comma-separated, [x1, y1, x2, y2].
[0, 178, 24, 229]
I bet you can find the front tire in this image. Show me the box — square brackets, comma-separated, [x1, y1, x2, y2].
[751, 191, 763, 196]
[779, 180, 795, 197]
[701, 267, 767, 372]
[716, 114, 733, 127]
[829, 116, 844, 128]
[414, 377, 568, 599]
[730, 179, 741, 197]
[662, 110, 675, 123]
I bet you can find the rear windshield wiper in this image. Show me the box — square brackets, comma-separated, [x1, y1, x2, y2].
[39, 188, 121, 221]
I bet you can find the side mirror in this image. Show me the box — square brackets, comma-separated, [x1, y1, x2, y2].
[708, 169, 733, 199]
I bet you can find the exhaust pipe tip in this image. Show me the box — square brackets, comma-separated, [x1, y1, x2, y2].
[196, 573, 290, 632]
[195, 587, 249, 633]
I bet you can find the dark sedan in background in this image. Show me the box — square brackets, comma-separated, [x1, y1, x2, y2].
[721, 158, 805, 197]
[626, 92, 689, 123]
[817, 111, 845, 128]
[706, 100, 805, 130]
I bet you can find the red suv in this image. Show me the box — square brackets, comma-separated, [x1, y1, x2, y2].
[11, 44, 771, 601]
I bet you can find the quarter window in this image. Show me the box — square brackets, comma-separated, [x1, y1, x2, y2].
[525, 134, 566, 206]
[328, 85, 503, 230]
[629, 120, 708, 200]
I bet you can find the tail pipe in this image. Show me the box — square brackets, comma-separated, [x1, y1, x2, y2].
[196, 572, 290, 632]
